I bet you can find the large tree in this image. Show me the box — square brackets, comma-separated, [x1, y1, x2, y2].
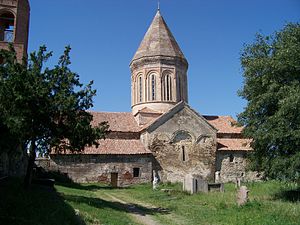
[238, 23, 300, 181]
[0, 46, 109, 188]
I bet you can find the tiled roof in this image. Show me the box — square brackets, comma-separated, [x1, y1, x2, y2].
[217, 138, 253, 151]
[81, 138, 151, 155]
[138, 107, 162, 114]
[90, 111, 140, 132]
[131, 10, 186, 63]
[204, 115, 243, 134]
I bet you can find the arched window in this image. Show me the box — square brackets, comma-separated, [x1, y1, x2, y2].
[147, 73, 156, 101]
[138, 76, 143, 103]
[0, 12, 15, 42]
[163, 73, 172, 101]
[151, 74, 156, 101]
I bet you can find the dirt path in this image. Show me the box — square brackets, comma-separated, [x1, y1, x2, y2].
[103, 193, 161, 225]
[102, 193, 188, 225]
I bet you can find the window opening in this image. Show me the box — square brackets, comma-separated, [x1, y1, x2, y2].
[163, 74, 172, 101]
[133, 168, 140, 177]
[229, 154, 234, 162]
[182, 146, 186, 162]
[151, 74, 156, 100]
[139, 76, 142, 102]
[0, 12, 15, 42]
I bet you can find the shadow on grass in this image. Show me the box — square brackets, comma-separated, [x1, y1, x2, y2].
[274, 188, 300, 202]
[64, 194, 170, 216]
[0, 178, 86, 225]
[36, 169, 131, 191]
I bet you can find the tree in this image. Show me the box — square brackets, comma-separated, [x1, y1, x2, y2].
[238, 23, 300, 181]
[0, 46, 109, 188]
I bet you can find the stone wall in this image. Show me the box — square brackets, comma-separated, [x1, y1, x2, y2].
[216, 151, 247, 182]
[141, 106, 217, 183]
[39, 154, 152, 187]
[216, 151, 262, 182]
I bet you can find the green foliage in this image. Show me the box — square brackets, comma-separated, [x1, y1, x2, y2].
[0, 45, 108, 153]
[238, 23, 300, 181]
[0, 45, 109, 186]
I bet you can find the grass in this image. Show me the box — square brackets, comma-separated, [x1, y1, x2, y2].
[1, 178, 300, 225]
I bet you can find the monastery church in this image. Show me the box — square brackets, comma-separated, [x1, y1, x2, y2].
[0, 1, 258, 186]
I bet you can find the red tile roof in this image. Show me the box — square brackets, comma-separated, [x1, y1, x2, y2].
[81, 138, 151, 155]
[90, 111, 140, 132]
[217, 138, 252, 151]
[204, 115, 243, 134]
[138, 107, 161, 114]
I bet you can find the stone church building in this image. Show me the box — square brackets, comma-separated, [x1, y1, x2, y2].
[0, 1, 257, 186]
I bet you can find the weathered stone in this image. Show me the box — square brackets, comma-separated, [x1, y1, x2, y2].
[37, 155, 152, 187]
[237, 186, 249, 206]
[153, 175, 159, 190]
[142, 104, 217, 183]
[183, 174, 208, 194]
[215, 171, 220, 183]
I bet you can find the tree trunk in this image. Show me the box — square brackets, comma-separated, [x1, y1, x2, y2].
[24, 139, 36, 189]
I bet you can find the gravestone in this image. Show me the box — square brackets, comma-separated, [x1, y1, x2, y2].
[235, 177, 241, 188]
[153, 170, 160, 190]
[153, 176, 159, 190]
[183, 174, 208, 194]
[237, 186, 249, 206]
[215, 171, 220, 183]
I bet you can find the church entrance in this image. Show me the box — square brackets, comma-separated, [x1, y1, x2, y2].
[111, 172, 118, 188]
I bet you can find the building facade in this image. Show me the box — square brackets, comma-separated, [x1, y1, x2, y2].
[0, 1, 258, 186]
[0, 0, 29, 62]
[46, 10, 257, 186]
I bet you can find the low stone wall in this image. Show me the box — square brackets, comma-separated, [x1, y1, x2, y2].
[37, 154, 152, 187]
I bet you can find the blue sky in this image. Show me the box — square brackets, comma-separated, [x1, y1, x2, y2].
[28, 0, 299, 117]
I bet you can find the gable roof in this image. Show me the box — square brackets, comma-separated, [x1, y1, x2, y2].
[144, 101, 217, 133]
[217, 138, 252, 151]
[78, 139, 151, 155]
[90, 111, 140, 132]
[131, 10, 186, 63]
[204, 115, 243, 134]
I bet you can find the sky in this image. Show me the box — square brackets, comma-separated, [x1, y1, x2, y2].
[28, 0, 300, 117]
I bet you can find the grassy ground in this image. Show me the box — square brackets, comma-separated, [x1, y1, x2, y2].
[1, 178, 299, 225]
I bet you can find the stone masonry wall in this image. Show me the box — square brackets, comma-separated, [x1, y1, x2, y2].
[141, 106, 217, 183]
[39, 154, 152, 187]
[216, 151, 247, 182]
[216, 151, 262, 182]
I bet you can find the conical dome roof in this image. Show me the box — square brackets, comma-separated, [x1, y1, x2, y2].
[131, 10, 186, 63]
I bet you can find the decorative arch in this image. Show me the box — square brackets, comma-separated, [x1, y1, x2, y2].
[162, 70, 173, 101]
[0, 11, 15, 42]
[171, 130, 193, 143]
[146, 71, 157, 101]
[196, 135, 214, 145]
